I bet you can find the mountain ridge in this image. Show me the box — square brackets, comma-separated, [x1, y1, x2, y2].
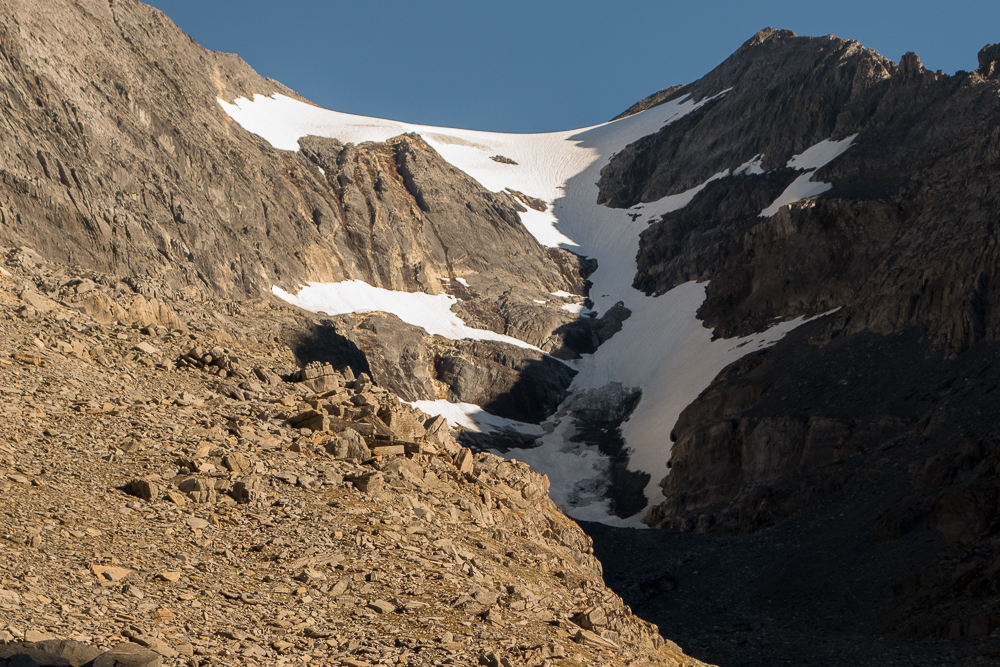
[3, 3, 1000, 664]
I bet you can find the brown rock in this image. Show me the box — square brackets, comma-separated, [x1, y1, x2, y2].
[93, 641, 163, 667]
[455, 448, 475, 475]
[129, 478, 160, 501]
[221, 452, 252, 474]
[353, 471, 384, 496]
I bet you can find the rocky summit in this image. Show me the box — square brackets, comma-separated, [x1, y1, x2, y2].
[2, 0, 1000, 665]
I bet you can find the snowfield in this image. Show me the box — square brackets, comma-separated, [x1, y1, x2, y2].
[272, 280, 542, 351]
[221, 92, 853, 525]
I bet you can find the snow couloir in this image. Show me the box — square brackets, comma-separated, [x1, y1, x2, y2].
[220, 92, 853, 527]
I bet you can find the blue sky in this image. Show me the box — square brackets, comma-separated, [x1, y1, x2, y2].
[148, 0, 997, 133]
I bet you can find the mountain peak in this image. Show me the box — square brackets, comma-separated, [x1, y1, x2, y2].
[742, 26, 798, 48]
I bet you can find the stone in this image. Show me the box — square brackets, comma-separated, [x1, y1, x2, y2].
[294, 568, 326, 584]
[128, 479, 160, 501]
[92, 641, 163, 667]
[122, 584, 144, 599]
[164, 491, 187, 506]
[232, 475, 267, 504]
[149, 608, 175, 623]
[0, 589, 21, 608]
[34, 639, 103, 665]
[252, 367, 283, 387]
[369, 443, 405, 457]
[367, 599, 395, 614]
[325, 428, 371, 461]
[478, 652, 513, 667]
[90, 564, 133, 582]
[13, 352, 43, 366]
[155, 571, 182, 583]
[353, 471, 384, 496]
[128, 636, 177, 659]
[133, 342, 161, 356]
[289, 410, 328, 432]
[572, 605, 607, 630]
[330, 578, 351, 597]
[183, 516, 209, 530]
[572, 629, 618, 649]
[383, 457, 425, 488]
[221, 452, 252, 473]
[454, 448, 475, 476]
[177, 477, 216, 503]
[273, 471, 298, 485]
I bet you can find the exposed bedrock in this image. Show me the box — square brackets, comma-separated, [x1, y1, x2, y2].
[0, 0, 595, 431]
[593, 28, 1000, 529]
[0, 0, 588, 339]
[589, 28, 1000, 633]
[289, 313, 577, 425]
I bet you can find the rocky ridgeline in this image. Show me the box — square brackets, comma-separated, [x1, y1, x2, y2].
[0, 246, 706, 667]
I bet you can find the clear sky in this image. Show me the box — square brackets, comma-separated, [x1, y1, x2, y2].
[147, 0, 997, 133]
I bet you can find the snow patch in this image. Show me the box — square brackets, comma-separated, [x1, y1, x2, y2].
[760, 172, 833, 217]
[734, 154, 765, 175]
[627, 171, 729, 224]
[518, 207, 579, 248]
[786, 135, 857, 171]
[760, 135, 857, 217]
[406, 399, 544, 436]
[272, 280, 540, 351]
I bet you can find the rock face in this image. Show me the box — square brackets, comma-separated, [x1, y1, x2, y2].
[590, 28, 1000, 640]
[593, 28, 1000, 528]
[0, 0, 585, 325]
[0, 0, 596, 425]
[288, 312, 578, 424]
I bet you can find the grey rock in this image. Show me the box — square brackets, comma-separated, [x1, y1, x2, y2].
[34, 640, 102, 666]
[92, 642, 162, 667]
[128, 479, 160, 502]
[177, 477, 216, 503]
[221, 452, 252, 474]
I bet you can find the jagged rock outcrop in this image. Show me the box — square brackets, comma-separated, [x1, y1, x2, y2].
[0, 0, 585, 322]
[594, 29, 1000, 639]
[978, 43, 1000, 79]
[289, 312, 577, 424]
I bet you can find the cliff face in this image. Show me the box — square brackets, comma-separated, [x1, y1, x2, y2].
[0, 0, 584, 304]
[0, 0, 597, 422]
[595, 29, 1000, 639]
[592, 29, 1000, 538]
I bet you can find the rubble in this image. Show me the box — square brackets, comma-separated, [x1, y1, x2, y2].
[0, 247, 706, 666]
